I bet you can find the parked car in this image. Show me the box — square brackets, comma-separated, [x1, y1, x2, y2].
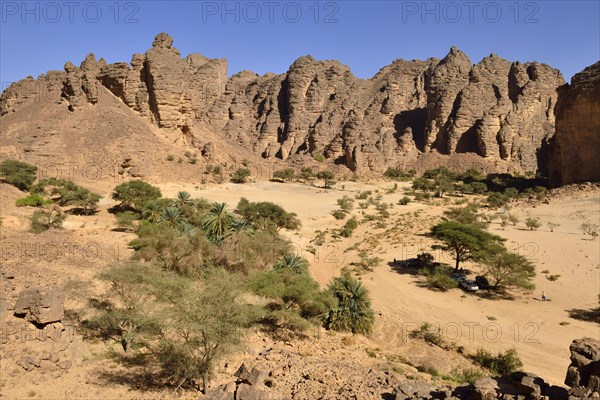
[460, 280, 479, 292]
[475, 276, 491, 290]
[451, 272, 467, 282]
[403, 258, 423, 268]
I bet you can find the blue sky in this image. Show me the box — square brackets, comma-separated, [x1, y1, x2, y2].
[1, 1, 599, 87]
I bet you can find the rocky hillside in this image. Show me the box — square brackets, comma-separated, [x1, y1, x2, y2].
[1, 33, 568, 177]
[548, 61, 600, 187]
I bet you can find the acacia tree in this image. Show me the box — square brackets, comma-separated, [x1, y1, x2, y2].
[0, 160, 37, 191]
[236, 198, 301, 232]
[112, 180, 162, 212]
[482, 251, 536, 291]
[431, 221, 505, 271]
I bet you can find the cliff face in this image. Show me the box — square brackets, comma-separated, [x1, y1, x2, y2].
[548, 62, 600, 187]
[0, 33, 567, 175]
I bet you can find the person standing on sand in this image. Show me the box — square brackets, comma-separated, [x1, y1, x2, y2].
[541, 291, 546, 301]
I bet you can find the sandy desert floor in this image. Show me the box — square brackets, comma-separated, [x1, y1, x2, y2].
[157, 180, 599, 385]
[1, 179, 598, 399]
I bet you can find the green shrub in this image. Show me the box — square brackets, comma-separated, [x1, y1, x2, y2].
[487, 192, 509, 208]
[473, 348, 523, 375]
[332, 209, 347, 220]
[383, 168, 414, 181]
[525, 217, 541, 231]
[356, 191, 372, 200]
[314, 153, 326, 163]
[398, 196, 411, 205]
[16, 194, 52, 207]
[340, 218, 359, 237]
[231, 168, 251, 183]
[420, 265, 458, 291]
[1, 160, 37, 191]
[31, 206, 66, 233]
[471, 181, 488, 194]
[272, 168, 295, 181]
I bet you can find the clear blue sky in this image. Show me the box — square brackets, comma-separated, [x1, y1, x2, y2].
[1, 1, 599, 88]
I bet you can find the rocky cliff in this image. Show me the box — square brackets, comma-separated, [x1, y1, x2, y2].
[548, 61, 600, 187]
[0, 33, 570, 176]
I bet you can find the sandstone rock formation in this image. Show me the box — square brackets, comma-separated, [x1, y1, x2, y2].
[14, 286, 64, 325]
[548, 61, 600, 187]
[0, 32, 573, 176]
[565, 337, 600, 399]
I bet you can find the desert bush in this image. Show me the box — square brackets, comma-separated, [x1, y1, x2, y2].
[473, 348, 523, 375]
[546, 222, 560, 232]
[332, 209, 347, 220]
[420, 264, 458, 291]
[525, 217, 541, 231]
[398, 196, 411, 205]
[383, 168, 414, 181]
[0, 160, 37, 191]
[16, 193, 52, 207]
[231, 168, 251, 183]
[314, 153, 326, 162]
[337, 195, 354, 212]
[581, 222, 599, 239]
[410, 322, 445, 347]
[356, 191, 372, 200]
[487, 192, 509, 208]
[31, 205, 66, 233]
[340, 218, 359, 237]
[272, 168, 295, 181]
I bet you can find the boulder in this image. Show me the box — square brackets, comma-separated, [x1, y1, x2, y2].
[14, 286, 64, 325]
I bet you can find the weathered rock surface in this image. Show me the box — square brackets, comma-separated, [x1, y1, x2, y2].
[14, 286, 64, 325]
[548, 61, 600, 187]
[565, 337, 600, 399]
[0, 33, 571, 176]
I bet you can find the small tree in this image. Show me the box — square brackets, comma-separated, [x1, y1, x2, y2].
[31, 205, 66, 233]
[431, 221, 505, 271]
[272, 168, 295, 182]
[482, 250, 536, 291]
[581, 222, 599, 239]
[0, 160, 37, 191]
[508, 214, 520, 226]
[112, 180, 162, 212]
[525, 217, 541, 231]
[231, 168, 251, 183]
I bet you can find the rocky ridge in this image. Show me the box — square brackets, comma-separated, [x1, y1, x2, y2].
[548, 61, 600, 187]
[1, 33, 567, 176]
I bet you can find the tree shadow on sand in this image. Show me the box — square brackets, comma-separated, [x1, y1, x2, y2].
[567, 306, 600, 324]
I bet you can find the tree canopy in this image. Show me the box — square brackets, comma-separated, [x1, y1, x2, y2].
[431, 221, 505, 271]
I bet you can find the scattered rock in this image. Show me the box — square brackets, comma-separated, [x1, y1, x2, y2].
[14, 286, 64, 325]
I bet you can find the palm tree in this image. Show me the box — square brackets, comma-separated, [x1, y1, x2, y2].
[324, 273, 375, 335]
[172, 191, 194, 209]
[142, 201, 163, 223]
[203, 202, 235, 243]
[227, 219, 254, 238]
[178, 221, 197, 237]
[159, 207, 183, 228]
[274, 254, 309, 275]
